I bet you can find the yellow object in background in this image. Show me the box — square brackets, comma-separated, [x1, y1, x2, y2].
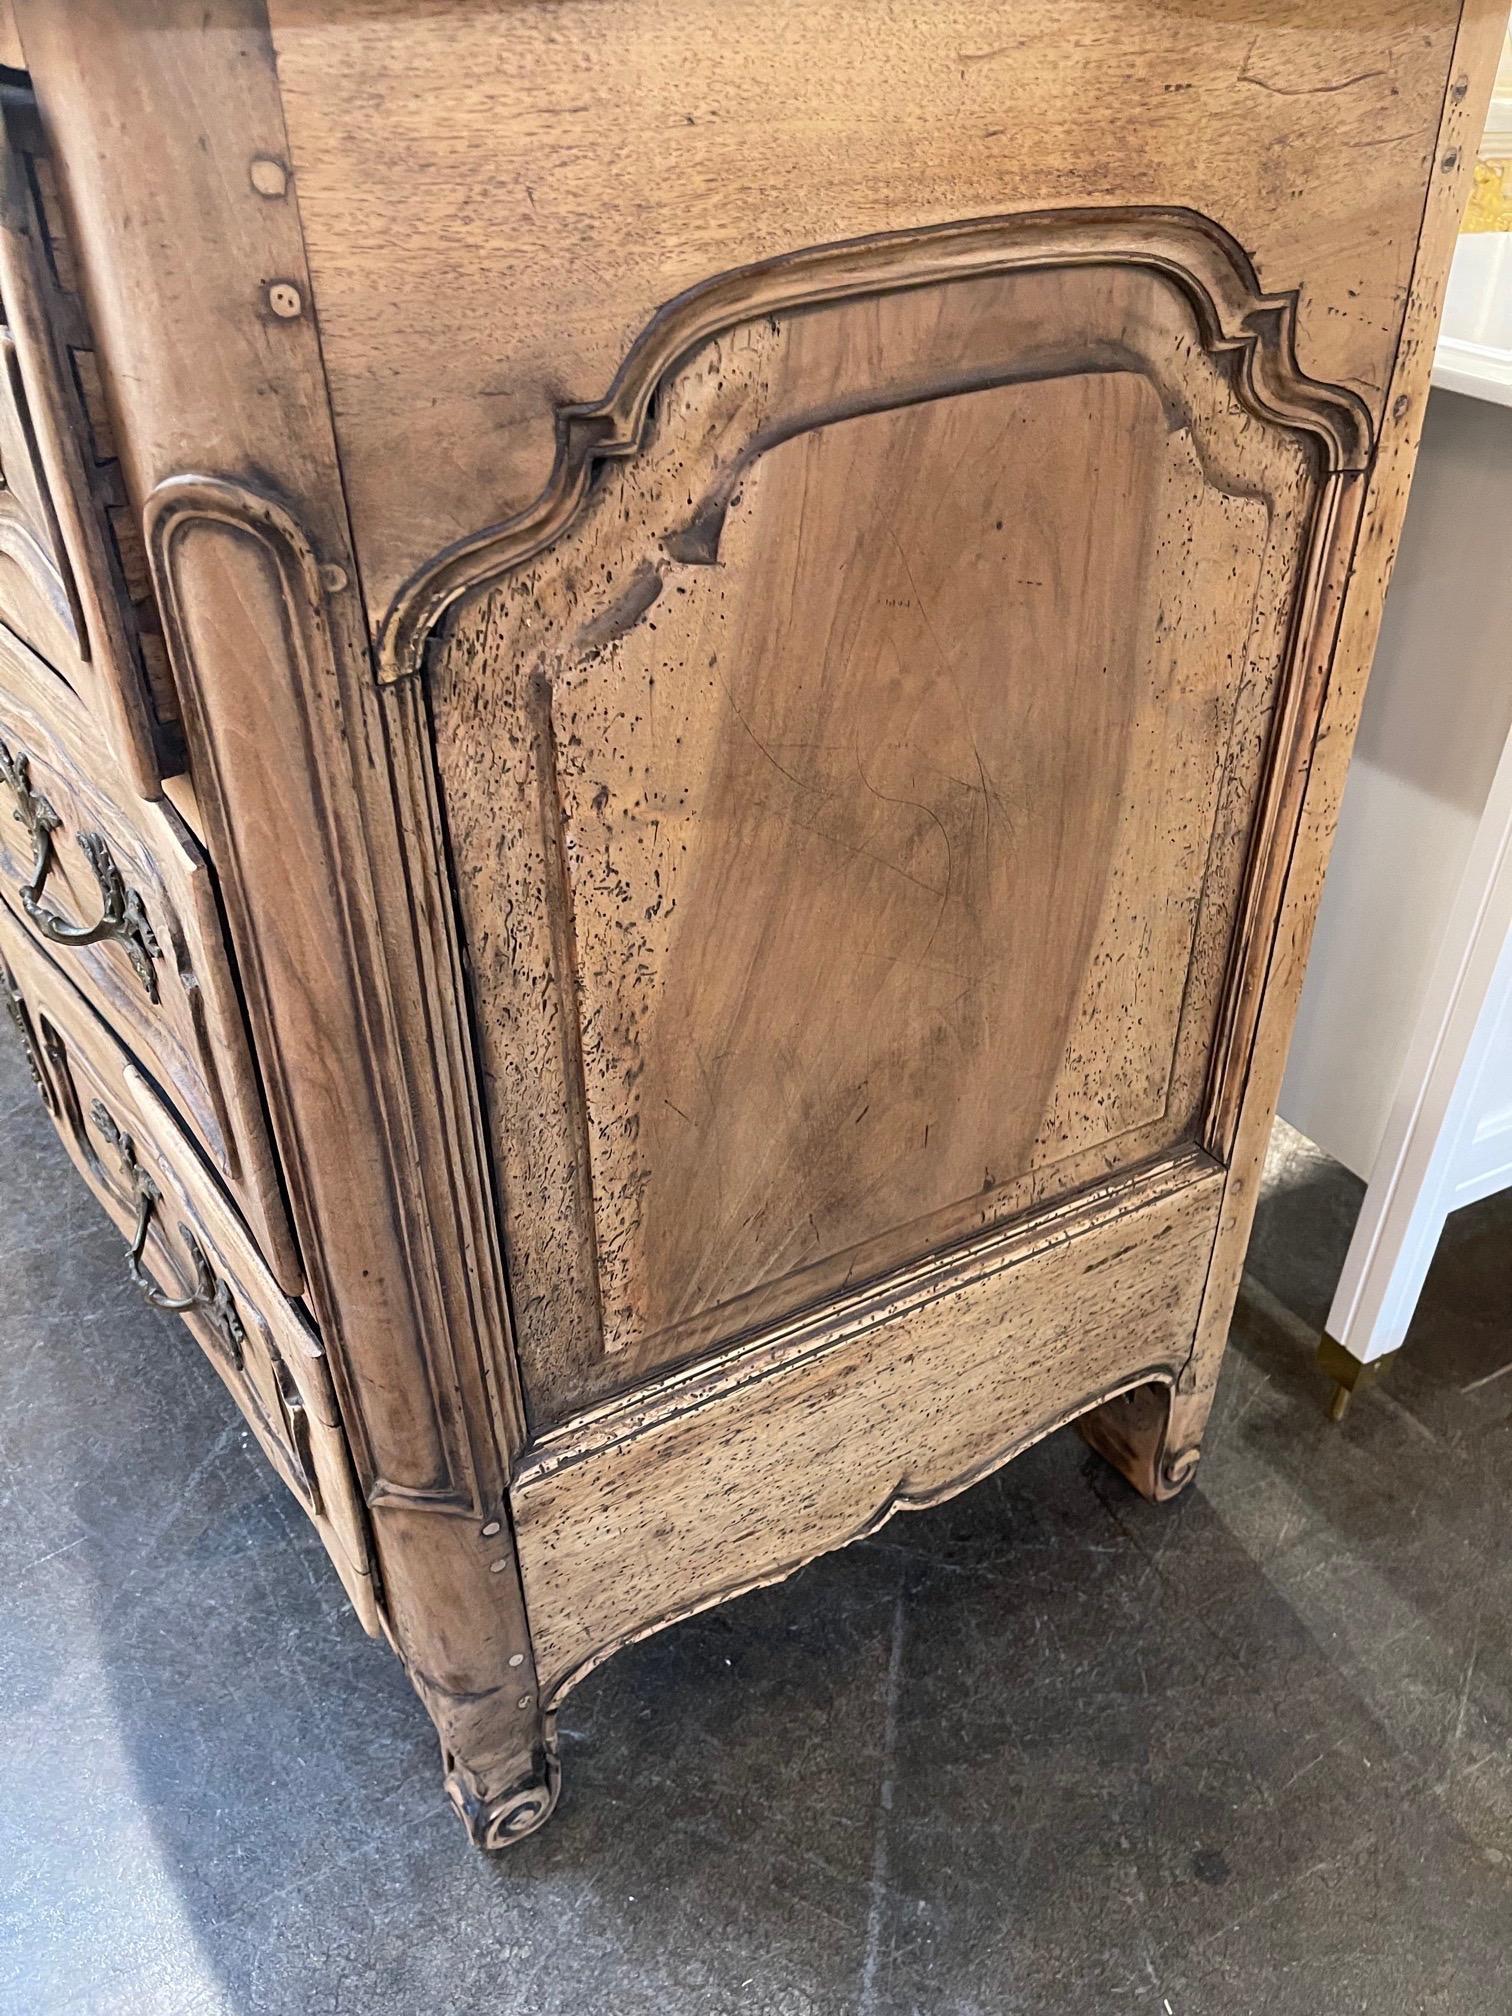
[1464, 26, 1512, 232]
[1464, 158, 1512, 234]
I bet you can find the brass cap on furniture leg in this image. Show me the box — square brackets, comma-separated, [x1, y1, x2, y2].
[1316, 1332, 1400, 1423]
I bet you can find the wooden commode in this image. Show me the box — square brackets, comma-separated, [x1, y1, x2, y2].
[0, 0, 1500, 1845]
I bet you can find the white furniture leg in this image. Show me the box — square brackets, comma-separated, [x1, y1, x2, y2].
[1322, 720, 1512, 1413]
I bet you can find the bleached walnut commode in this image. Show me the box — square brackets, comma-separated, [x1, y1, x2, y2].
[0, 0, 1499, 1845]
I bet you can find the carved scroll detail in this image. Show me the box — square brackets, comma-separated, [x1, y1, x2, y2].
[444, 1740, 561, 1849]
[0, 738, 162, 998]
[376, 204, 1373, 684]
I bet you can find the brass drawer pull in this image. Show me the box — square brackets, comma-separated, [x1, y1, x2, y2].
[0, 950, 49, 1103]
[0, 739, 161, 1000]
[90, 1098, 246, 1365]
[271, 1350, 319, 1505]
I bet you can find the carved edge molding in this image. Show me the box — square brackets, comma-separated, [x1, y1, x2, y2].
[525, 1362, 1188, 1712]
[375, 667, 531, 1499]
[143, 473, 524, 1516]
[0, 89, 173, 796]
[517, 1143, 1216, 1484]
[512, 1145, 1219, 1702]
[375, 203, 1376, 683]
[1199, 465, 1367, 1168]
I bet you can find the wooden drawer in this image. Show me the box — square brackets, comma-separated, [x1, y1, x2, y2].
[0, 85, 173, 795]
[0, 620, 300, 1289]
[0, 308, 79, 673]
[0, 898, 379, 1635]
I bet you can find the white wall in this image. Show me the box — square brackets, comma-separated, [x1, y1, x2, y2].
[1280, 389, 1512, 1177]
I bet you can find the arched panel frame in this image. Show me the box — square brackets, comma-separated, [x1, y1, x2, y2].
[390, 204, 1373, 1407]
[376, 204, 1373, 684]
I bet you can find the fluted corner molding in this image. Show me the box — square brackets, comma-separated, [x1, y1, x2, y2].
[373, 203, 1375, 685]
[143, 474, 330, 659]
[142, 470, 528, 1511]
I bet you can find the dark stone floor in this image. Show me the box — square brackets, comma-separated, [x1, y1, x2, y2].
[2, 1024, 1511, 2016]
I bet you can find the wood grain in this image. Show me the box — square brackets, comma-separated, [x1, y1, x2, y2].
[267, 0, 1461, 623]
[0, 321, 83, 671]
[433, 248, 1341, 1418]
[4, 0, 1496, 1850]
[15, 0, 551, 1843]
[514, 1149, 1223, 1705]
[0, 85, 174, 793]
[1087, 0, 1507, 1490]
[378, 204, 1371, 675]
[1184, 0, 1508, 1437]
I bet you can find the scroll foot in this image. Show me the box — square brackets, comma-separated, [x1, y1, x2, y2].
[443, 1728, 560, 1850]
[1078, 1379, 1203, 1504]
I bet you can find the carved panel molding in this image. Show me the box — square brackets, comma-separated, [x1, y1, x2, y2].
[425, 202, 1372, 1421]
[377, 204, 1374, 684]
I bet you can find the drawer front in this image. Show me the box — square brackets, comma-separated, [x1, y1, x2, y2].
[0, 85, 174, 794]
[0, 620, 301, 1289]
[0, 900, 379, 1636]
[0, 317, 81, 671]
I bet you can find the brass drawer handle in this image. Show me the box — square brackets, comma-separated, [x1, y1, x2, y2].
[91, 1098, 246, 1365]
[0, 951, 50, 1104]
[271, 1349, 319, 1506]
[0, 739, 161, 1000]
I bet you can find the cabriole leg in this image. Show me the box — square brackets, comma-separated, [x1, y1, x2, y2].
[1077, 1375, 1209, 1503]
[370, 1503, 561, 1850]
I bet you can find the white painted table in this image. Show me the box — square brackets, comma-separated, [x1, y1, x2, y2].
[1279, 229, 1512, 1410]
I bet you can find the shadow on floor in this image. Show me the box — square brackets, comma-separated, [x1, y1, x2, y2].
[1, 1045, 1510, 2016]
